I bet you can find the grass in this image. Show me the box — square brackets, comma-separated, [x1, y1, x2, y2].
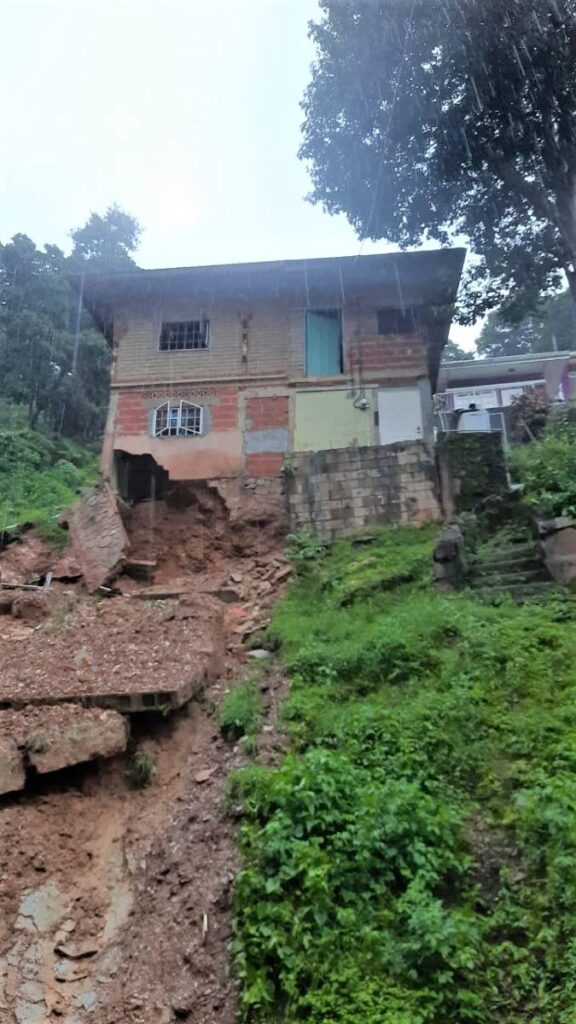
[127, 749, 155, 789]
[229, 524, 576, 1024]
[219, 676, 263, 743]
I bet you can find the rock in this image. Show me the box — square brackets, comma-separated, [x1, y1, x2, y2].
[248, 649, 270, 660]
[538, 519, 576, 584]
[194, 768, 216, 784]
[537, 516, 574, 536]
[171, 992, 193, 1018]
[274, 565, 292, 583]
[0, 735, 25, 796]
[229, 571, 243, 584]
[11, 592, 50, 624]
[54, 939, 99, 959]
[215, 587, 243, 604]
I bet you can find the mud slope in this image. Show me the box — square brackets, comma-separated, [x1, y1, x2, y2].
[0, 685, 243, 1024]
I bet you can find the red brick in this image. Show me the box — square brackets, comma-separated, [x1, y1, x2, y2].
[116, 393, 148, 434]
[211, 387, 239, 431]
[246, 396, 289, 430]
[246, 453, 284, 478]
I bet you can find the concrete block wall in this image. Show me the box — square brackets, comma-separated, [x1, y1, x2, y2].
[286, 443, 441, 540]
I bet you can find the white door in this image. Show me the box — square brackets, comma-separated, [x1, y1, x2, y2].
[378, 387, 423, 445]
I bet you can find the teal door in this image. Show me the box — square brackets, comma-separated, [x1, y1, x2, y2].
[305, 310, 342, 376]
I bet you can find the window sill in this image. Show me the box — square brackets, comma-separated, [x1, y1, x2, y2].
[288, 376, 352, 387]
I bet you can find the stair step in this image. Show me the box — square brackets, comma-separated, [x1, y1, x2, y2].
[471, 569, 548, 589]
[474, 556, 543, 576]
[475, 544, 538, 562]
[472, 581, 562, 605]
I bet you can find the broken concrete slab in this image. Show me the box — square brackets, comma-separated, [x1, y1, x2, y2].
[64, 484, 130, 593]
[0, 705, 129, 794]
[25, 706, 128, 775]
[0, 595, 224, 714]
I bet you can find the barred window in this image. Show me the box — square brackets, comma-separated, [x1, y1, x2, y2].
[153, 401, 203, 437]
[159, 320, 209, 351]
[377, 308, 416, 335]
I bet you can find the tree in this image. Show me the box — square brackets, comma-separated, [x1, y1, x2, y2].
[301, 0, 576, 323]
[0, 207, 140, 439]
[478, 290, 576, 356]
[443, 341, 475, 362]
[70, 205, 141, 271]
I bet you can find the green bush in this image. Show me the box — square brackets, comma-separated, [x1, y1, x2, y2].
[219, 679, 263, 742]
[0, 427, 98, 534]
[230, 526, 576, 1023]
[510, 401, 576, 519]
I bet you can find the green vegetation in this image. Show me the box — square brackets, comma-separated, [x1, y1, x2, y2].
[230, 525, 576, 1023]
[511, 404, 576, 519]
[0, 206, 140, 539]
[220, 677, 263, 743]
[127, 749, 155, 789]
[0, 423, 99, 538]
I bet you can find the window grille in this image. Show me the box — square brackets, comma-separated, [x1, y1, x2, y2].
[153, 401, 203, 437]
[159, 320, 209, 351]
[377, 308, 416, 335]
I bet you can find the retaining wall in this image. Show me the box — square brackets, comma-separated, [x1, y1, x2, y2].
[286, 443, 441, 540]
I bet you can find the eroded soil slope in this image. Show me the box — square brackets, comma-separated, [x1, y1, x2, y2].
[0, 484, 290, 1023]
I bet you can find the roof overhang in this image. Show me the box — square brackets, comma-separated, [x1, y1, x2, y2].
[439, 350, 575, 389]
[72, 249, 465, 353]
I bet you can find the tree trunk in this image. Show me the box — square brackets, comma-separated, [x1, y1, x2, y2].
[555, 185, 576, 304]
[565, 266, 576, 303]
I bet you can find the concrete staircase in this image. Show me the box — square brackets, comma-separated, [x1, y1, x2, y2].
[468, 535, 560, 604]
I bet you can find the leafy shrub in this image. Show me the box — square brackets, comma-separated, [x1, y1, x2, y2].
[511, 434, 576, 518]
[219, 679, 263, 742]
[286, 531, 327, 572]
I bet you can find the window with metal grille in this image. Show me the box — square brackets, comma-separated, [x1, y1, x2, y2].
[159, 320, 209, 351]
[153, 401, 203, 437]
[377, 308, 416, 335]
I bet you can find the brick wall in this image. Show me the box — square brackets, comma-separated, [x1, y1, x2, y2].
[246, 396, 289, 430]
[114, 299, 294, 384]
[286, 443, 441, 540]
[347, 336, 427, 377]
[115, 392, 149, 435]
[112, 296, 431, 388]
[245, 453, 285, 478]
[210, 387, 239, 431]
[244, 394, 289, 476]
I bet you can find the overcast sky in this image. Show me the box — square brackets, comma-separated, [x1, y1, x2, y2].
[1, 0, 476, 346]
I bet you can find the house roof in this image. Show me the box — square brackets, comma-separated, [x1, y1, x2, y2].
[74, 248, 466, 348]
[439, 350, 576, 390]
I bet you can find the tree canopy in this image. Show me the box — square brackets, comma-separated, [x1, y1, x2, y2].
[443, 340, 475, 362]
[478, 290, 576, 357]
[70, 205, 141, 271]
[0, 206, 140, 439]
[301, 0, 576, 322]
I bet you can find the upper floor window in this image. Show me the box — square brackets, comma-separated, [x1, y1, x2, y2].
[377, 308, 416, 335]
[159, 320, 209, 351]
[153, 401, 203, 437]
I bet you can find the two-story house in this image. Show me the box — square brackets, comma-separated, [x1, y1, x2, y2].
[80, 250, 464, 510]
